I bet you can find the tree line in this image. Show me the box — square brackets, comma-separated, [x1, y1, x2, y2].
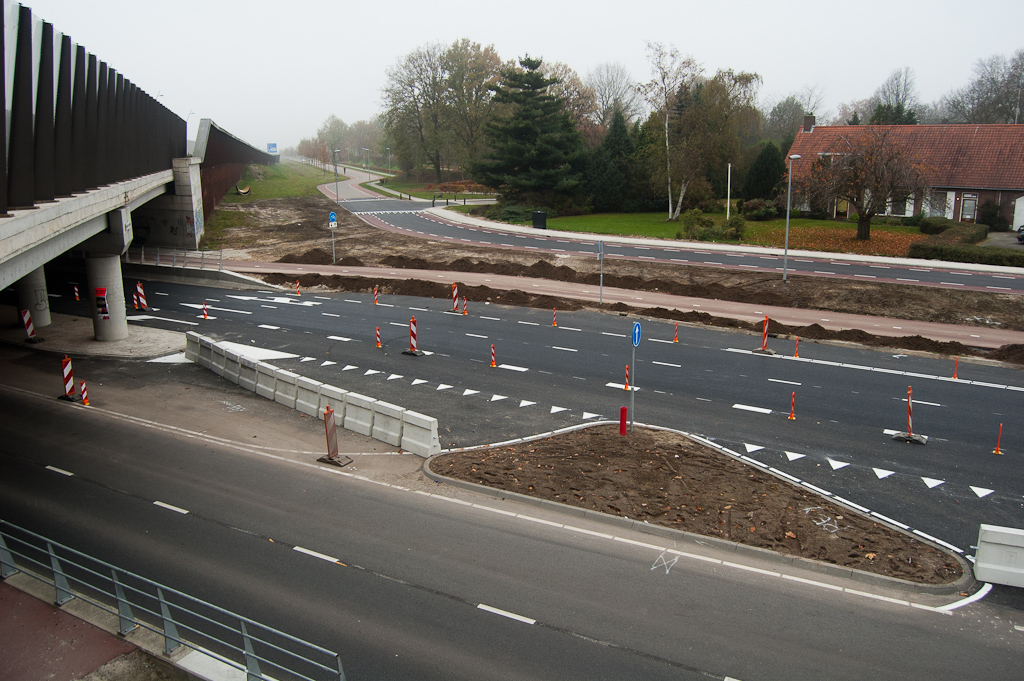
[291, 40, 1023, 221]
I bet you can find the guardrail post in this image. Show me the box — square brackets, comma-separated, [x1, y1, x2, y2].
[0, 534, 19, 578]
[157, 588, 182, 655]
[335, 653, 347, 681]
[112, 570, 138, 635]
[47, 542, 75, 605]
[200, 250, 205, 270]
[241, 621, 263, 681]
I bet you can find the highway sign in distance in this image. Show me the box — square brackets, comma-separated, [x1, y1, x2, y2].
[632, 321, 641, 347]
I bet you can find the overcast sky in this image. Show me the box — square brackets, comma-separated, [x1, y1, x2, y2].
[21, 0, 1024, 151]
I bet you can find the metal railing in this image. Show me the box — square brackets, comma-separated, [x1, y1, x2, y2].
[0, 521, 345, 681]
[124, 246, 224, 271]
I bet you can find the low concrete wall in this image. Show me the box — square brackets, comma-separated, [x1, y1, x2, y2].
[183, 333, 442, 456]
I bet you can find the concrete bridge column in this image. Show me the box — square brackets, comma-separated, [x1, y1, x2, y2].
[85, 256, 128, 341]
[15, 267, 52, 328]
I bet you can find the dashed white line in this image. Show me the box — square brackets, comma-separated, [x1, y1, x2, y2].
[477, 604, 536, 625]
[768, 378, 801, 386]
[602, 332, 627, 338]
[518, 321, 540, 326]
[45, 465, 73, 476]
[499, 364, 529, 372]
[652, 361, 681, 368]
[153, 500, 189, 515]
[293, 546, 340, 563]
[733, 404, 772, 414]
[552, 346, 577, 352]
[466, 333, 489, 339]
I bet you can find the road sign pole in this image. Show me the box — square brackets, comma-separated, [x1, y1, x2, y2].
[331, 229, 336, 264]
[598, 240, 604, 306]
[630, 344, 636, 431]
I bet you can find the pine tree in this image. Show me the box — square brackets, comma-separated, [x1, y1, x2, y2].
[587, 108, 635, 212]
[743, 141, 786, 200]
[471, 56, 586, 208]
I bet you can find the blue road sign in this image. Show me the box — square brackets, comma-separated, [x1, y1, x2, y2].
[329, 211, 337, 222]
[632, 321, 641, 347]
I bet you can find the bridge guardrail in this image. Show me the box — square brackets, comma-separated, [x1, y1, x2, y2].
[124, 246, 225, 271]
[0, 520, 346, 681]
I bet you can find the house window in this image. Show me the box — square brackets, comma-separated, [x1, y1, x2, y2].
[961, 193, 978, 222]
[929, 191, 948, 217]
[890, 197, 907, 216]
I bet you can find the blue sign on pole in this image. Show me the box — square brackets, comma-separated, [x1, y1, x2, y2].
[632, 321, 641, 347]
[329, 212, 337, 223]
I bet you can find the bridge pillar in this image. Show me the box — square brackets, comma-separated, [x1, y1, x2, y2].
[131, 157, 204, 249]
[85, 256, 128, 341]
[15, 267, 52, 328]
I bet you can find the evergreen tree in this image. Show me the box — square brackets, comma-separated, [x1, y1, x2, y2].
[743, 141, 785, 200]
[471, 56, 586, 209]
[587, 108, 635, 212]
[869, 101, 918, 125]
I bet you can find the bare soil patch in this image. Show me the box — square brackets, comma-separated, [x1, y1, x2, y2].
[431, 425, 964, 585]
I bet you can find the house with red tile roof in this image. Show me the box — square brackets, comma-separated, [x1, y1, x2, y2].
[787, 116, 1024, 228]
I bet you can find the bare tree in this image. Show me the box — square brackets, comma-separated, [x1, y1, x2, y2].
[638, 41, 702, 221]
[797, 84, 828, 116]
[943, 49, 1024, 124]
[586, 61, 643, 126]
[542, 61, 599, 133]
[806, 127, 929, 240]
[876, 67, 919, 109]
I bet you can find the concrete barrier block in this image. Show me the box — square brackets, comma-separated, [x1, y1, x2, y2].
[295, 377, 324, 417]
[184, 331, 201, 362]
[210, 345, 227, 376]
[255, 362, 279, 400]
[223, 350, 241, 384]
[371, 400, 404, 447]
[273, 369, 299, 409]
[975, 524, 1024, 587]
[318, 384, 348, 422]
[238, 357, 258, 392]
[343, 392, 377, 437]
[401, 410, 441, 457]
[197, 336, 214, 369]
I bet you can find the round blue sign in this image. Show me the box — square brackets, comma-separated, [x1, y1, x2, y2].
[329, 211, 337, 222]
[632, 321, 641, 347]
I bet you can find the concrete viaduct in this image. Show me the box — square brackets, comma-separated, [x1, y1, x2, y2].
[1, 2, 276, 341]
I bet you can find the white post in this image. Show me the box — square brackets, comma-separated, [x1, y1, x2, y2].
[726, 162, 732, 219]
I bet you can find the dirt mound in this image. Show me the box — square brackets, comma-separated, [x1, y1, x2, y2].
[276, 248, 362, 266]
[432, 425, 963, 584]
[988, 344, 1024, 363]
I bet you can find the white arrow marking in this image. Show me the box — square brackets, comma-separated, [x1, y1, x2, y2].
[364, 369, 381, 376]
[300, 357, 316, 362]
[320, 361, 336, 367]
[342, 364, 358, 371]
[550, 406, 568, 414]
[744, 444, 764, 453]
[828, 459, 850, 470]
[582, 412, 600, 420]
[463, 389, 480, 396]
[437, 384, 453, 391]
[180, 303, 250, 315]
[970, 486, 994, 498]
[519, 400, 536, 408]
[785, 452, 805, 461]
[873, 468, 895, 479]
[387, 374, 404, 380]
[411, 379, 428, 386]
[491, 394, 507, 402]
[922, 477, 945, 489]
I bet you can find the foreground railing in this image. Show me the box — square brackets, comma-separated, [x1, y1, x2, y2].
[124, 246, 224, 271]
[0, 521, 345, 681]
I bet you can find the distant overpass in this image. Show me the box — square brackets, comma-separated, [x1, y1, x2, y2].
[1, 2, 275, 341]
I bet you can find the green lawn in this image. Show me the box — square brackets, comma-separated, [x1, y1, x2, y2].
[380, 180, 497, 201]
[219, 161, 342, 204]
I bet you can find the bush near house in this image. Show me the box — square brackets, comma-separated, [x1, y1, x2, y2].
[908, 243, 1024, 266]
[741, 198, 778, 221]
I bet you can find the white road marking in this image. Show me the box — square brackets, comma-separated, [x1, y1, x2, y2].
[518, 321, 540, 326]
[768, 378, 801, 385]
[463, 389, 480, 396]
[606, 383, 638, 391]
[499, 364, 529, 372]
[784, 452, 805, 461]
[389, 322, 406, 327]
[387, 374, 403, 380]
[477, 604, 536, 625]
[602, 332, 627, 338]
[550, 406, 568, 414]
[342, 365, 358, 371]
[936, 583, 992, 611]
[466, 333, 488, 339]
[552, 346, 577, 352]
[490, 395, 507, 401]
[320, 361, 336, 367]
[181, 303, 251, 315]
[873, 468, 895, 479]
[480, 316, 501, 321]
[559, 326, 582, 332]
[45, 465, 73, 476]
[902, 398, 942, 407]
[293, 546, 340, 563]
[827, 459, 850, 470]
[733, 404, 772, 414]
[921, 477, 945, 489]
[519, 400, 536, 407]
[258, 324, 280, 330]
[437, 384, 453, 391]
[153, 500, 189, 515]
[322, 313, 340, 317]
[652, 361, 681, 368]
[411, 379, 428, 386]
[743, 444, 764, 453]
[126, 315, 198, 326]
[327, 336, 354, 342]
[364, 369, 380, 376]
[970, 486, 994, 498]
[581, 412, 600, 419]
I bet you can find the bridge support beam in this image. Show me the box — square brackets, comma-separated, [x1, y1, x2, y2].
[15, 267, 52, 328]
[132, 157, 204, 249]
[85, 256, 128, 341]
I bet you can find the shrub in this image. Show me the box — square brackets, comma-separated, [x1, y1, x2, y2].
[978, 200, 1010, 231]
[735, 198, 745, 214]
[926, 223, 988, 245]
[908, 243, 1024, 266]
[742, 198, 778, 221]
[919, 216, 952, 234]
[722, 215, 747, 240]
[678, 209, 716, 239]
[900, 213, 923, 227]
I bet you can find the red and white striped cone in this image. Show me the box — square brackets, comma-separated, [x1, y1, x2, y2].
[202, 300, 208, 320]
[373, 286, 378, 305]
[462, 297, 468, 315]
[624, 365, 630, 391]
[135, 282, 147, 310]
[552, 308, 557, 327]
[61, 356, 77, 400]
[673, 322, 678, 343]
[21, 310, 38, 342]
[452, 284, 458, 311]
[376, 326, 381, 348]
[73, 284, 79, 301]
[794, 337, 800, 358]
[906, 386, 914, 436]
[80, 380, 89, 406]
[994, 423, 1004, 455]
[295, 280, 301, 296]
[490, 344, 496, 368]
[132, 292, 139, 310]
[761, 315, 769, 351]
[788, 391, 796, 420]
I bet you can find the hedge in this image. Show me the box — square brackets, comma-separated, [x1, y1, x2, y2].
[907, 243, 1024, 267]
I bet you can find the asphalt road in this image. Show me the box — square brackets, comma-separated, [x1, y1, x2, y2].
[2, 372, 1022, 681]
[36, 274, 1024, 558]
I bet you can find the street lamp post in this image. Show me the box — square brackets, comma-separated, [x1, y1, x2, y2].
[333, 149, 341, 204]
[362, 148, 370, 180]
[386, 147, 391, 175]
[783, 154, 801, 283]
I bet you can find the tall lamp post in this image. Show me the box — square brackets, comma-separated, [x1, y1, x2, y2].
[362, 148, 370, 180]
[386, 147, 391, 175]
[333, 149, 341, 204]
[783, 154, 801, 283]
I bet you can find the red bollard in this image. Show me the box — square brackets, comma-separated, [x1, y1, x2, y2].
[61, 356, 76, 400]
[136, 282, 147, 309]
[80, 380, 89, 406]
[619, 406, 628, 436]
[794, 337, 800, 358]
[452, 283, 458, 311]
[73, 284, 79, 301]
[624, 365, 630, 391]
[761, 315, 769, 351]
[953, 356, 959, 380]
[994, 423, 1003, 455]
[373, 286, 378, 305]
[462, 296, 468, 315]
[296, 279, 301, 296]
[788, 391, 796, 420]
[673, 322, 678, 343]
[490, 344, 496, 368]
[552, 307, 557, 327]
[376, 326, 381, 348]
